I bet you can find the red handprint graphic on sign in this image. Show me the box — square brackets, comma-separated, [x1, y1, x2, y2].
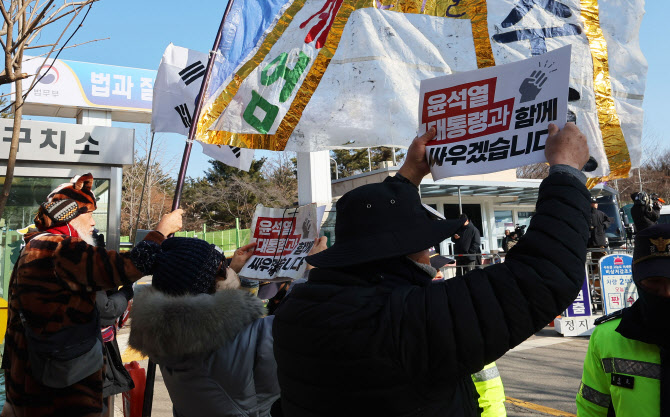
[299, 0, 344, 49]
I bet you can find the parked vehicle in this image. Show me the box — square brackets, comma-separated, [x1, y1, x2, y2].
[590, 184, 625, 248]
[659, 205, 670, 225]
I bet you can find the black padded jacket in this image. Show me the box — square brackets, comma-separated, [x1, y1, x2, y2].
[273, 171, 590, 417]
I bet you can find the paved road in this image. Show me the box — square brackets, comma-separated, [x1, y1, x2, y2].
[114, 326, 590, 417]
[498, 328, 590, 416]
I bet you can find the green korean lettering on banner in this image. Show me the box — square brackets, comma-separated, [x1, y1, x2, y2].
[243, 90, 280, 134]
[244, 50, 311, 134]
[261, 51, 311, 103]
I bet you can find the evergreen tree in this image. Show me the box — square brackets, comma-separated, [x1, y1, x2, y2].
[330, 147, 405, 179]
[205, 158, 266, 183]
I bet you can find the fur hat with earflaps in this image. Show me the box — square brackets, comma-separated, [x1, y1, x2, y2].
[34, 173, 97, 230]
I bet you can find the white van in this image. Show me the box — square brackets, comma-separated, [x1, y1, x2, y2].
[660, 205, 670, 225]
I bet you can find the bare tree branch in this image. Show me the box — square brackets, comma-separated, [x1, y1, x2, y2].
[13, 0, 44, 25]
[0, 70, 29, 84]
[121, 133, 176, 236]
[0, 65, 25, 217]
[23, 3, 89, 96]
[27, 0, 40, 23]
[0, 0, 99, 219]
[24, 0, 96, 49]
[24, 36, 107, 51]
[27, 2, 89, 41]
[11, 0, 55, 52]
[0, 2, 12, 27]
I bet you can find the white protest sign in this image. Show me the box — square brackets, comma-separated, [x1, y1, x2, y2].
[419, 46, 570, 180]
[239, 203, 321, 282]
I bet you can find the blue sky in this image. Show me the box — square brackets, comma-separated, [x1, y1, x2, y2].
[15, 0, 669, 179]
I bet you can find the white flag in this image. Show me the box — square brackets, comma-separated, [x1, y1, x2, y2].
[199, 142, 255, 172]
[152, 43, 254, 171]
[152, 44, 206, 136]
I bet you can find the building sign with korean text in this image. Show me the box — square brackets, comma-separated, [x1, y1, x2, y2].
[418, 46, 570, 180]
[600, 254, 636, 315]
[0, 119, 133, 166]
[16, 56, 156, 112]
[239, 203, 321, 282]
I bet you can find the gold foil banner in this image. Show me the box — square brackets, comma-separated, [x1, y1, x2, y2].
[581, 0, 631, 187]
[196, 0, 308, 149]
[444, 0, 495, 69]
[196, 0, 497, 150]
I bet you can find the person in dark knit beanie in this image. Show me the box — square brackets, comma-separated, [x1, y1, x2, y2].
[152, 237, 225, 296]
[129, 240, 284, 417]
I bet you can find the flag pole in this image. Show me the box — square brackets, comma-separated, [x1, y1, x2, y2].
[142, 2, 236, 416]
[170, 0, 234, 213]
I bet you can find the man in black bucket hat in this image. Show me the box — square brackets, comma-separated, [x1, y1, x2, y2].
[274, 123, 591, 417]
[577, 223, 670, 416]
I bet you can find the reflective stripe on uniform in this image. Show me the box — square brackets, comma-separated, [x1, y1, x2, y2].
[601, 357, 661, 380]
[579, 382, 611, 408]
[472, 365, 500, 382]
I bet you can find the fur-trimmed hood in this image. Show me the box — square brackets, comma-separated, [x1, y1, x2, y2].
[129, 286, 265, 366]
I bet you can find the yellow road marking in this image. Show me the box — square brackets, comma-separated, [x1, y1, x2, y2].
[506, 397, 576, 417]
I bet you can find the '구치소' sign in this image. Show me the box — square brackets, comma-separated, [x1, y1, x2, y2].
[600, 254, 636, 315]
[0, 118, 133, 166]
[419, 46, 570, 180]
[239, 204, 321, 282]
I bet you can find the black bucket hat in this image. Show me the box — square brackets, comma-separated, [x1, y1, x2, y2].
[306, 181, 464, 268]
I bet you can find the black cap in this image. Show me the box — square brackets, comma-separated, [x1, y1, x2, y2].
[428, 246, 454, 270]
[632, 224, 670, 283]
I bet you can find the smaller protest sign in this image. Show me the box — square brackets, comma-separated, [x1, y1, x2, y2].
[239, 203, 321, 282]
[554, 316, 596, 337]
[600, 254, 636, 315]
[418, 46, 571, 179]
[563, 273, 592, 318]
[555, 267, 596, 336]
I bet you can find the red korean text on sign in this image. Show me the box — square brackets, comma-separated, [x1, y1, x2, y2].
[253, 217, 301, 256]
[610, 295, 621, 307]
[423, 78, 515, 146]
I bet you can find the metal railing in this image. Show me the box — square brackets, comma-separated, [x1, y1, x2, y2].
[439, 253, 502, 279]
